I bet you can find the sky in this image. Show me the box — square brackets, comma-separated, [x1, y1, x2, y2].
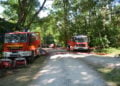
[113, 0, 120, 5]
[0, 5, 4, 13]
[39, 0, 53, 18]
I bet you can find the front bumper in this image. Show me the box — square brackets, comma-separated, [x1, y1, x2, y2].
[3, 51, 32, 58]
[74, 46, 88, 50]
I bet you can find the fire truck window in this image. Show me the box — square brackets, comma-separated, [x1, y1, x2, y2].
[5, 34, 27, 43]
[74, 37, 88, 42]
[31, 33, 36, 42]
[34, 33, 39, 40]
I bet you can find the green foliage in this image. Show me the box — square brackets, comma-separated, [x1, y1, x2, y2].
[0, 18, 15, 33]
[0, 0, 46, 30]
[43, 34, 54, 45]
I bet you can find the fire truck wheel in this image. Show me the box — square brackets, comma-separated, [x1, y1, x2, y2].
[26, 50, 36, 63]
[27, 56, 33, 64]
[29, 50, 35, 63]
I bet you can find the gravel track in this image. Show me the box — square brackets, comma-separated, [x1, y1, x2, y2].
[29, 49, 107, 86]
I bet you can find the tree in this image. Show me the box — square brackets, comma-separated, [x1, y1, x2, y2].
[0, 0, 46, 30]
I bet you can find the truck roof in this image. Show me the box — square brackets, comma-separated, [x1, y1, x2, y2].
[73, 35, 87, 38]
[5, 32, 37, 34]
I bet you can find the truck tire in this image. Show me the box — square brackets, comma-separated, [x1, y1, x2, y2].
[27, 51, 35, 63]
[26, 57, 32, 63]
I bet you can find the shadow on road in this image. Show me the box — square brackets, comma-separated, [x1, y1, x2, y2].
[0, 54, 49, 86]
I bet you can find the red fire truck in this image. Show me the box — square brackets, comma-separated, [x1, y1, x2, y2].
[3, 32, 41, 62]
[67, 35, 89, 51]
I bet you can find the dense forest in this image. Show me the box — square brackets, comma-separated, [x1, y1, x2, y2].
[0, 0, 120, 48]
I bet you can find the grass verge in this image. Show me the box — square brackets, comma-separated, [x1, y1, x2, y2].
[93, 47, 120, 55]
[96, 67, 120, 86]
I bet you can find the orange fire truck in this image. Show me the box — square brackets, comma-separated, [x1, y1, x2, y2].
[3, 32, 41, 62]
[67, 35, 89, 51]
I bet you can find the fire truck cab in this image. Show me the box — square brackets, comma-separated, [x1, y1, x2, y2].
[3, 32, 41, 62]
[67, 35, 89, 51]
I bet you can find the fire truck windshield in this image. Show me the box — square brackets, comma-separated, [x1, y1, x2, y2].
[5, 34, 27, 43]
[74, 37, 88, 42]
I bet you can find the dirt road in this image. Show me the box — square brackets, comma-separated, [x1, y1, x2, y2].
[1, 48, 116, 86]
[29, 49, 107, 86]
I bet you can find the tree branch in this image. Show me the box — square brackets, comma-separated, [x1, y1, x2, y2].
[17, 0, 29, 29]
[27, 0, 47, 28]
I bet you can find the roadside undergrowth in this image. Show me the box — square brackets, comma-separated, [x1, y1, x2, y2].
[93, 47, 120, 55]
[97, 67, 120, 86]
